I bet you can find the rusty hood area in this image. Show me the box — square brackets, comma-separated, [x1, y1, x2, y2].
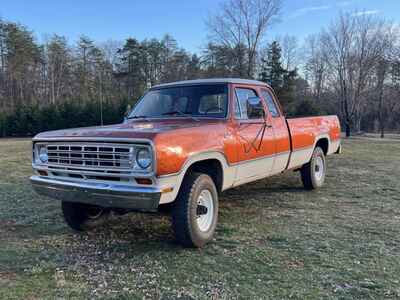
[33, 118, 224, 141]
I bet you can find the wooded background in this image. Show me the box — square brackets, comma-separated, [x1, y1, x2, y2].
[0, 0, 399, 137]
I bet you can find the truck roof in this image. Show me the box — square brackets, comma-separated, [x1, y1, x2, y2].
[151, 78, 269, 89]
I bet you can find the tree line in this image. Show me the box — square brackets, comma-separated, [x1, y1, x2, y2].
[0, 0, 399, 137]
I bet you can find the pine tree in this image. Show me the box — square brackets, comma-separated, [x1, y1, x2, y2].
[259, 41, 286, 90]
[259, 41, 298, 114]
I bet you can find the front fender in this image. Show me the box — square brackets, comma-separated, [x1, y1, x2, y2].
[157, 151, 235, 205]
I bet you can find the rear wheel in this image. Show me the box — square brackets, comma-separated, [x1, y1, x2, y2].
[61, 201, 109, 231]
[171, 172, 219, 248]
[300, 147, 326, 190]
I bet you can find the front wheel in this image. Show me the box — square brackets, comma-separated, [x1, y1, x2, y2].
[300, 147, 326, 190]
[171, 172, 219, 248]
[61, 201, 109, 231]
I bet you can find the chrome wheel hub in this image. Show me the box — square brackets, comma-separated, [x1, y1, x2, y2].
[314, 156, 324, 181]
[196, 189, 214, 232]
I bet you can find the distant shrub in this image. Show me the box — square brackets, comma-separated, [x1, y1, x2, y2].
[0, 113, 6, 137]
[0, 99, 131, 137]
[289, 99, 325, 118]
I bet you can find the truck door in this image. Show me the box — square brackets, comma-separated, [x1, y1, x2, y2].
[232, 85, 276, 185]
[259, 88, 291, 175]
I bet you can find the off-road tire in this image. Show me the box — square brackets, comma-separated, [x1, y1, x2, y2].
[171, 172, 219, 248]
[61, 201, 109, 231]
[300, 147, 326, 190]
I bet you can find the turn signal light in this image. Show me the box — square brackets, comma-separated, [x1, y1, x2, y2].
[135, 178, 153, 185]
[161, 187, 174, 193]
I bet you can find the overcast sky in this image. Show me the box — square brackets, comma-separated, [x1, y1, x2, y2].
[1, 0, 399, 52]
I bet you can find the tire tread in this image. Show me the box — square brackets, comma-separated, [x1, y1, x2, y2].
[172, 172, 217, 248]
[300, 147, 325, 190]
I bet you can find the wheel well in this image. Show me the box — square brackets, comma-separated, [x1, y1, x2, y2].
[185, 159, 223, 193]
[315, 138, 329, 155]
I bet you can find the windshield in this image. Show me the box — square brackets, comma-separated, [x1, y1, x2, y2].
[128, 84, 228, 119]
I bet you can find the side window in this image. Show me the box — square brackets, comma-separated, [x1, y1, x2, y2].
[234, 95, 241, 119]
[234, 88, 260, 119]
[261, 89, 280, 117]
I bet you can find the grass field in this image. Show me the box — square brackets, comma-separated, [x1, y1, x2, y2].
[0, 137, 399, 299]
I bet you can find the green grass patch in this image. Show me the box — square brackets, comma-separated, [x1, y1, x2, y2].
[0, 137, 399, 299]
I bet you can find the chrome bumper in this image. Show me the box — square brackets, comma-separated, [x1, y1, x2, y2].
[30, 176, 161, 211]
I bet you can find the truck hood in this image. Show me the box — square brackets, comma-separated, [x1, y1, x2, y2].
[34, 119, 223, 141]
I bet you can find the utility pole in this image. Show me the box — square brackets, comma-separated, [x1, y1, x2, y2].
[100, 69, 103, 126]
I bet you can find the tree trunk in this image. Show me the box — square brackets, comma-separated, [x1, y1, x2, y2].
[377, 60, 387, 139]
[354, 112, 361, 134]
[51, 68, 55, 105]
[345, 121, 351, 137]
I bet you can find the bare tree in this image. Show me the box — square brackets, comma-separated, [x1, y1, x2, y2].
[207, 0, 281, 77]
[375, 24, 399, 137]
[100, 39, 123, 67]
[45, 35, 71, 105]
[0, 18, 7, 113]
[280, 34, 298, 70]
[321, 12, 387, 136]
[304, 34, 326, 102]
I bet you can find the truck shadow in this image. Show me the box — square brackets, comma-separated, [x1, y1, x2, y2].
[66, 175, 309, 249]
[221, 175, 308, 202]
[23, 174, 314, 263]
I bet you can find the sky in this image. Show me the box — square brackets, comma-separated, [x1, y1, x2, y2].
[0, 0, 399, 53]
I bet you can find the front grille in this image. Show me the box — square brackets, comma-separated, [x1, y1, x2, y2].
[46, 143, 134, 170]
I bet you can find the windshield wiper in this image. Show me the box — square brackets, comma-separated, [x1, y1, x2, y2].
[128, 115, 148, 119]
[162, 111, 199, 121]
[162, 111, 188, 116]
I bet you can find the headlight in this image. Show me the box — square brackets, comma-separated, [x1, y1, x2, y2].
[36, 145, 48, 164]
[136, 148, 152, 169]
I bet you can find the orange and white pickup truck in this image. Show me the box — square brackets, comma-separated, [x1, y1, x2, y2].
[31, 79, 341, 247]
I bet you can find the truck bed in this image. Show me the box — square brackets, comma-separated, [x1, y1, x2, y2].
[285, 116, 341, 170]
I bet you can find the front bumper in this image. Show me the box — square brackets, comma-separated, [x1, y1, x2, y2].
[30, 176, 161, 211]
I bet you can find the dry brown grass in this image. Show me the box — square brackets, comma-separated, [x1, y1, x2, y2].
[0, 137, 399, 299]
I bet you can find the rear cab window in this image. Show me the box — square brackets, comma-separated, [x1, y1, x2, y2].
[260, 89, 280, 117]
[198, 93, 226, 115]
